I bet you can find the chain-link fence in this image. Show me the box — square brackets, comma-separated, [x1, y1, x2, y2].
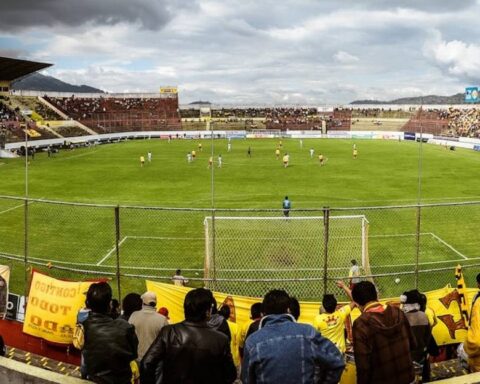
[0, 195, 479, 301]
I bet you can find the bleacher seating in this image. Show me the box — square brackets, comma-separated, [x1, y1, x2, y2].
[45, 96, 181, 133]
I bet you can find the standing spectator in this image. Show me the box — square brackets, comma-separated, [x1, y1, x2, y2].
[129, 291, 168, 361]
[314, 281, 355, 353]
[119, 293, 142, 322]
[219, 304, 241, 366]
[172, 269, 189, 286]
[349, 259, 361, 289]
[282, 196, 291, 217]
[140, 288, 236, 384]
[242, 289, 344, 384]
[208, 297, 231, 341]
[352, 281, 416, 384]
[464, 273, 480, 372]
[82, 282, 138, 384]
[239, 303, 263, 358]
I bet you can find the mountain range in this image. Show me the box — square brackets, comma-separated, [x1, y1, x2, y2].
[12, 73, 103, 93]
[350, 93, 465, 105]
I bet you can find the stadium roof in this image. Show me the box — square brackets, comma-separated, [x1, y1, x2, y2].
[0, 56, 52, 82]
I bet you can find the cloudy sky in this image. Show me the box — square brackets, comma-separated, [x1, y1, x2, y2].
[0, 0, 479, 104]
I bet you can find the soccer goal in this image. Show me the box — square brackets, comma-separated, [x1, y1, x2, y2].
[204, 215, 370, 298]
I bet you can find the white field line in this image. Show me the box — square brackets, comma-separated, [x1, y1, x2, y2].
[0, 198, 42, 215]
[430, 232, 468, 260]
[96, 236, 127, 266]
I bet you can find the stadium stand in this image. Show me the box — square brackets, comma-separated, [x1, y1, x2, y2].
[447, 108, 480, 138]
[401, 108, 449, 135]
[45, 95, 181, 133]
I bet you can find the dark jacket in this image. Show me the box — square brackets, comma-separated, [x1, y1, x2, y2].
[242, 314, 345, 384]
[353, 304, 416, 384]
[83, 312, 138, 384]
[140, 320, 237, 384]
[405, 310, 431, 363]
[208, 313, 231, 341]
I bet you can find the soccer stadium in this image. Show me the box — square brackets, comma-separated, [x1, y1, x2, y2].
[2, 2, 480, 383]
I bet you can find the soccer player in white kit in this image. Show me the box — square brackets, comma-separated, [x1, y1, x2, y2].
[309, 148, 314, 158]
[187, 152, 192, 163]
[147, 151, 152, 163]
[218, 154, 222, 168]
[227, 142, 232, 152]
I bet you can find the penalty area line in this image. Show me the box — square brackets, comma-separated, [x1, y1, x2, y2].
[97, 236, 128, 266]
[429, 232, 468, 260]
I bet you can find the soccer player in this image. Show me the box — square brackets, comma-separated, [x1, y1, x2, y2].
[282, 153, 289, 168]
[309, 148, 314, 158]
[247, 146, 251, 157]
[299, 139, 303, 149]
[147, 151, 152, 163]
[187, 152, 192, 163]
[198, 143, 203, 152]
[208, 156, 213, 169]
[191, 150, 196, 160]
[353, 148, 358, 159]
[278, 140, 283, 148]
[140, 156, 145, 167]
[282, 196, 291, 217]
[318, 153, 324, 166]
[227, 142, 232, 152]
[275, 148, 280, 159]
[314, 281, 355, 354]
[218, 154, 222, 168]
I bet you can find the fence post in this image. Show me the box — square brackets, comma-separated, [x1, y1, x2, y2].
[211, 209, 216, 291]
[115, 206, 122, 301]
[23, 198, 29, 298]
[414, 205, 422, 289]
[323, 207, 330, 295]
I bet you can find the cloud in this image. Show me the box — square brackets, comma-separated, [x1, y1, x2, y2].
[424, 33, 480, 82]
[0, 0, 172, 31]
[334, 51, 359, 64]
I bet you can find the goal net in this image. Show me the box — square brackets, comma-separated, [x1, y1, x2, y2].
[204, 215, 370, 299]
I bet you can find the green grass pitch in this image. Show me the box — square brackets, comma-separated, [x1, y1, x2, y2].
[1, 138, 480, 299]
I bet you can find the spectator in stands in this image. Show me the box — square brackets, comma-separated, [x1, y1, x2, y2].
[140, 288, 236, 384]
[128, 291, 168, 361]
[242, 289, 344, 384]
[352, 281, 416, 384]
[464, 273, 480, 372]
[239, 302, 263, 358]
[82, 282, 138, 384]
[289, 296, 301, 320]
[172, 269, 189, 286]
[314, 281, 355, 354]
[219, 304, 241, 366]
[401, 290, 431, 362]
[208, 297, 231, 341]
[120, 293, 142, 322]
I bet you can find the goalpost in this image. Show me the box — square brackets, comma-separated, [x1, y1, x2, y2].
[204, 215, 370, 297]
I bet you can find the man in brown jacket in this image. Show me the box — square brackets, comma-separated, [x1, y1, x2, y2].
[352, 281, 416, 384]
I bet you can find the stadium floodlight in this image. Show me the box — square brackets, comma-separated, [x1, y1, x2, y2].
[204, 214, 370, 297]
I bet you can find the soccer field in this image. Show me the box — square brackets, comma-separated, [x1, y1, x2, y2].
[1, 138, 480, 299]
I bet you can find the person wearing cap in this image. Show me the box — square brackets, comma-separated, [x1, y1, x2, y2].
[129, 291, 168, 361]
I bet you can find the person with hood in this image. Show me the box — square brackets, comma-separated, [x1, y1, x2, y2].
[208, 297, 231, 341]
[242, 289, 344, 384]
[352, 281, 416, 384]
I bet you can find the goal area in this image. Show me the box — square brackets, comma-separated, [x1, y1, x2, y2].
[204, 215, 370, 298]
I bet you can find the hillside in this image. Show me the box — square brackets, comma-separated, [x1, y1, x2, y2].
[11, 73, 103, 93]
[351, 93, 465, 105]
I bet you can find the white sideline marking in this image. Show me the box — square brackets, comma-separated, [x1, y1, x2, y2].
[96, 236, 127, 266]
[430, 232, 468, 260]
[0, 203, 24, 215]
[127, 235, 204, 240]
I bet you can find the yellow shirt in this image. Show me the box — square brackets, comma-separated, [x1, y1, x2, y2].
[192, 150, 196, 156]
[140, 156, 145, 162]
[275, 149, 280, 155]
[313, 305, 351, 353]
[319, 155, 324, 161]
[353, 149, 358, 156]
[282, 155, 288, 162]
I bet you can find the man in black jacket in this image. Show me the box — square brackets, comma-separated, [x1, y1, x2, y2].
[141, 288, 237, 384]
[82, 282, 138, 384]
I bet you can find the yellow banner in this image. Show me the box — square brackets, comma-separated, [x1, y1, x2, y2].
[146, 281, 477, 347]
[23, 271, 96, 344]
[159, 87, 178, 94]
